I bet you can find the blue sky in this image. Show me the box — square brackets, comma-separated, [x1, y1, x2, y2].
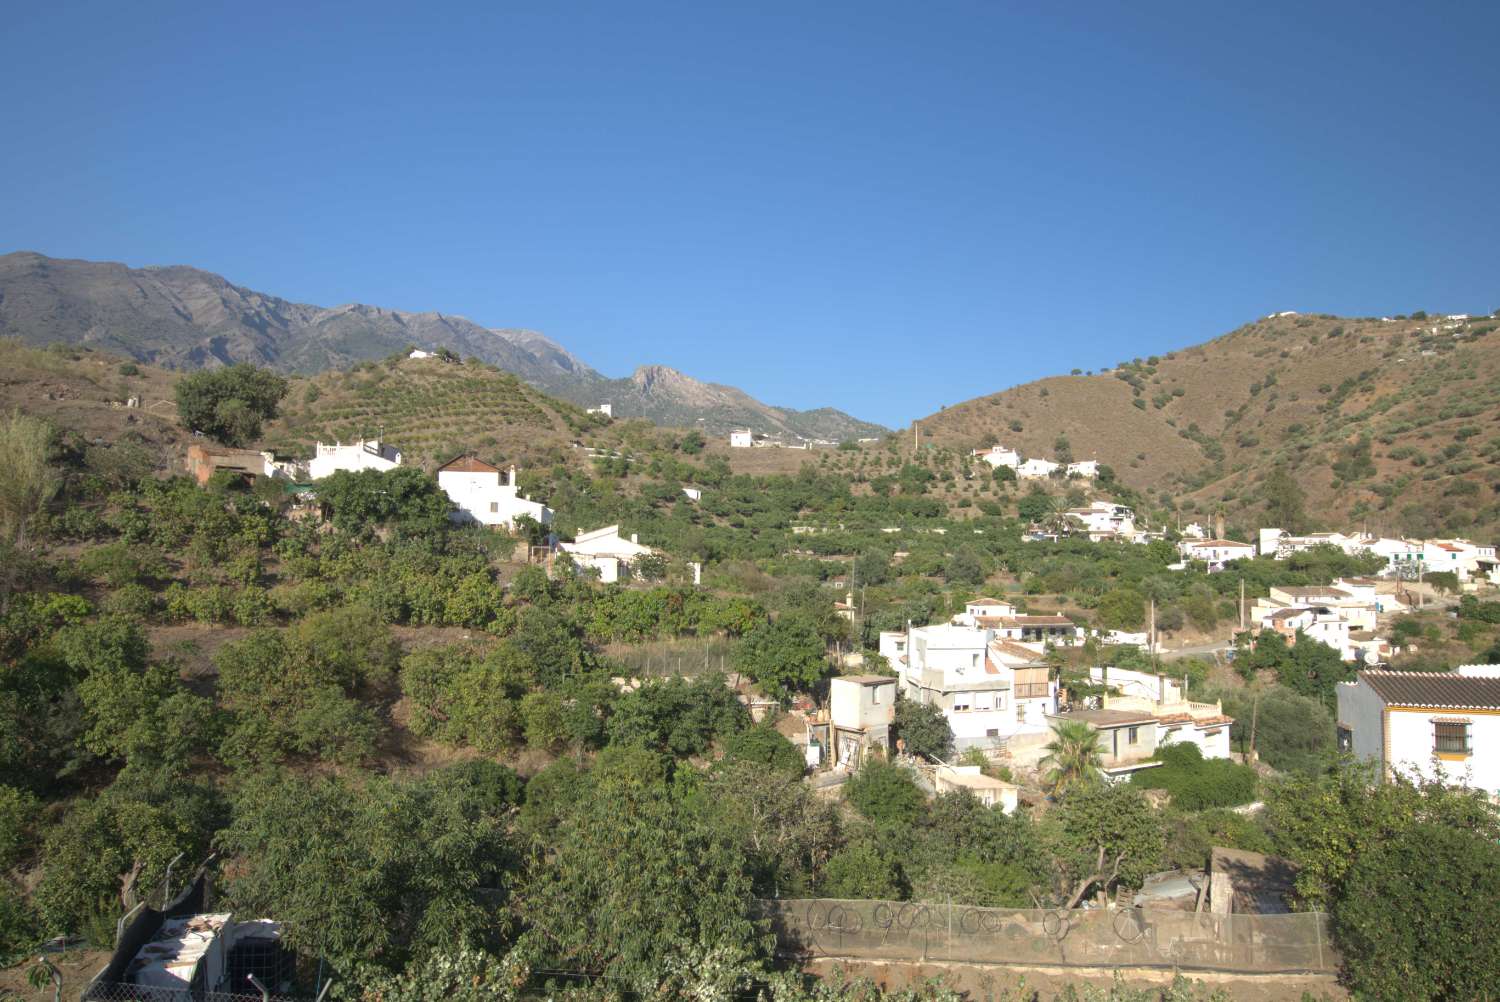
[3, 2, 1497, 428]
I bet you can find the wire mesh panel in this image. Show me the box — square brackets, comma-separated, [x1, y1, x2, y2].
[80, 985, 308, 1002]
[758, 899, 1337, 974]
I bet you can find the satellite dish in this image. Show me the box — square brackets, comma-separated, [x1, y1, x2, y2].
[1363, 649, 1380, 666]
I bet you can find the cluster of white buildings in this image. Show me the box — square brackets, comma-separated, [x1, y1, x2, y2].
[1338, 666, 1500, 800]
[867, 600, 1233, 792]
[1248, 579, 1405, 663]
[1259, 528, 1500, 588]
[973, 444, 1099, 480]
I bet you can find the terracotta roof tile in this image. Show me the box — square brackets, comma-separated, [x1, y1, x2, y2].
[1360, 670, 1500, 710]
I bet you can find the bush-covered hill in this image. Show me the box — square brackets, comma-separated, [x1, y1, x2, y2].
[916, 311, 1500, 538]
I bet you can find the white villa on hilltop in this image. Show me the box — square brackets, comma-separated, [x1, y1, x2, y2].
[308, 438, 402, 480]
[436, 456, 552, 529]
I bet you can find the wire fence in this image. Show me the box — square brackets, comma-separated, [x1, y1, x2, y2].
[80, 985, 307, 1002]
[758, 899, 1338, 975]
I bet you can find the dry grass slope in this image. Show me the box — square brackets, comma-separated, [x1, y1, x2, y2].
[919, 312, 1500, 537]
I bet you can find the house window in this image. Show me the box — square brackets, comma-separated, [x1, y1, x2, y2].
[986, 728, 1000, 738]
[1127, 726, 1140, 745]
[489, 502, 499, 513]
[973, 691, 994, 711]
[1336, 725, 1353, 753]
[870, 686, 882, 705]
[971, 653, 980, 668]
[1434, 721, 1471, 755]
[952, 692, 972, 712]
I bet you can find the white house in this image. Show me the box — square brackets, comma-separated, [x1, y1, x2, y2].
[308, 438, 402, 480]
[1423, 539, 1498, 583]
[1337, 666, 1500, 798]
[1065, 501, 1136, 539]
[1257, 528, 1370, 559]
[1085, 667, 1233, 759]
[951, 597, 1018, 627]
[437, 456, 552, 530]
[878, 624, 1057, 751]
[973, 445, 1020, 469]
[729, 430, 755, 448]
[816, 675, 897, 769]
[408, 348, 435, 359]
[1260, 606, 1354, 661]
[993, 614, 1082, 646]
[934, 765, 1019, 813]
[681, 486, 703, 502]
[559, 525, 656, 584]
[1367, 537, 1425, 578]
[1065, 460, 1100, 478]
[587, 404, 613, 418]
[1016, 458, 1060, 479]
[1178, 538, 1256, 570]
[1257, 584, 1378, 632]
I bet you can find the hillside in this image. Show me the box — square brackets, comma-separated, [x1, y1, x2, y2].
[0, 338, 187, 468]
[0, 251, 885, 440]
[917, 311, 1500, 538]
[262, 355, 603, 471]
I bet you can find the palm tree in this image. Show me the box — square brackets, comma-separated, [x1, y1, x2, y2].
[1040, 720, 1103, 797]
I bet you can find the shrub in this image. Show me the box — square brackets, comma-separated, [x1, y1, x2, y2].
[845, 760, 925, 827]
[1335, 820, 1500, 1001]
[1130, 743, 1256, 810]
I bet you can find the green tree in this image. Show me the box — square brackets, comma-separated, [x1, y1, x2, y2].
[220, 768, 514, 974]
[892, 696, 953, 761]
[0, 411, 59, 613]
[1040, 720, 1102, 796]
[1259, 466, 1306, 532]
[1335, 820, 1500, 1001]
[734, 613, 828, 702]
[720, 724, 807, 781]
[316, 467, 453, 536]
[515, 763, 769, 994]
[1017, 487, 1051, 523]
[1048, 784, 1163, 907]
[1096, 587, 1147, 631]
[942, 547, 985, 586]
[1263, 765, 1499, 910]
[173, 364, 288, 445]
[702, 759, 840, 897]
[845, 760, 925, 827]
[819, 839, 904, 900]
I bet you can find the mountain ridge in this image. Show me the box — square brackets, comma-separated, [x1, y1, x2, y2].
[0, 250, 886, 442]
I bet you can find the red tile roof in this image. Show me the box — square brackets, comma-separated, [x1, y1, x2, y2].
[438, 455, 501, 474]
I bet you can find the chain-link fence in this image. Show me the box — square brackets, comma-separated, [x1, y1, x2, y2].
[758, 899, 1337, 974]
[80, 985, 307, 1002]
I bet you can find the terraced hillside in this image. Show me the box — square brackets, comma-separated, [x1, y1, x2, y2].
[262, 355, 605, 470]
[917, 311, 1500, 538]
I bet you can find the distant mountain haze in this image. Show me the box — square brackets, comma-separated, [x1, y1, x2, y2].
[0, 251, 886, 441]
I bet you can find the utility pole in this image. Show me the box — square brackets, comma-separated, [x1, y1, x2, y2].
[1239, 578, 1246, 633]
[1149, 598, 1158, 670]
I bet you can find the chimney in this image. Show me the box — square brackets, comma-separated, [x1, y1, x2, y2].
[508, 465, 517, 487]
